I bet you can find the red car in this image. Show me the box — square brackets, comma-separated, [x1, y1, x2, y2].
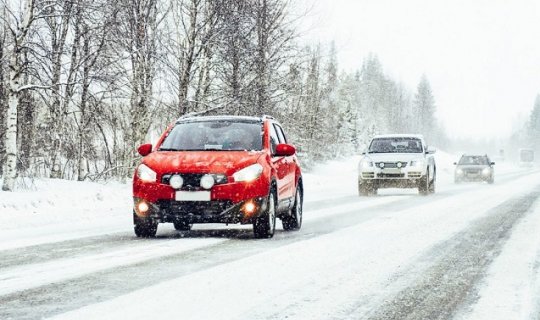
[133, 115, 303, 238]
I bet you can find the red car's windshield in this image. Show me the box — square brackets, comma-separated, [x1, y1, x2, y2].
[159, 120, 263, 151]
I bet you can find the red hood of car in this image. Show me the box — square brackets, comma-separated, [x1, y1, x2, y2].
[142, 151, 264, 175]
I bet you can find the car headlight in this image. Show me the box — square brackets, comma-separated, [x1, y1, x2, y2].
[482, 168, 491, 176]
[360, 160, 373, 170]
[137, 164, 157, 183]
[233, 164, 263, 182]
[456, 168, 464, 175]
[410, 160, 425, 168]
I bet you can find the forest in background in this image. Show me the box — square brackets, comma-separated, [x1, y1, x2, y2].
[0, 0, 446, 191]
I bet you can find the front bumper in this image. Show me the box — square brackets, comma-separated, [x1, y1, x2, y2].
[359, 167, 425, 186]
[134, 197, 267, 224]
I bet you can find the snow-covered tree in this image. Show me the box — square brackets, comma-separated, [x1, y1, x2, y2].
[413, 74, 436, 140]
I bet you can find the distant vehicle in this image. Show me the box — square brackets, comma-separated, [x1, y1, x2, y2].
[518, 148, 534, 167]
[454, 154, 495, 184]
[358, 134, 436, 196]
[133, 115, 303, 238]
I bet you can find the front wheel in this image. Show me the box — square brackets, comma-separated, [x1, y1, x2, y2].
[254, 191, 277, 238]
[134, 212, 158, 238]
[418, 174, 430, 195]
[283, 187, 302, 231]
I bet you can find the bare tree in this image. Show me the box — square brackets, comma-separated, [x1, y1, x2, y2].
[2, 0, 36, 191]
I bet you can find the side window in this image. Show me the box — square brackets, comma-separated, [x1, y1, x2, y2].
[273, 124, 287, 144]
[269, 123, 279, 155]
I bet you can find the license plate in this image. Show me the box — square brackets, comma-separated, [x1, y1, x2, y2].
[175, 191, 211, 201]
[383, 168, 401, 174]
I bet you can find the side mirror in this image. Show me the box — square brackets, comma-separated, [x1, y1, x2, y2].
[426, 147, 436, 155]
[275, 143, 296, 157]
[361, 151, 366, 155]
[137, 143, 153, 156]
[491, 162, 495, 166]
[453, 162, 457, 165]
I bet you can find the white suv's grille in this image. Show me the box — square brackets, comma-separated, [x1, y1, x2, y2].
[375, 162, 408, 168]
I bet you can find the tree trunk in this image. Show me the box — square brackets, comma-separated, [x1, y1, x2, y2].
[2, 55, 20, 191]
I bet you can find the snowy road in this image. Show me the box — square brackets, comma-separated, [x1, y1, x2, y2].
[1, 158, 540, 320]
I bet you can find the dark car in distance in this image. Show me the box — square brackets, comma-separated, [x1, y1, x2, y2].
[454, 154, 495, 184]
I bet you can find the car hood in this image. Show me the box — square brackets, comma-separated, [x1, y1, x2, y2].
[456, 164, 490, 170]
[363, 153, 425, 163]
[142, 151, 263, 175]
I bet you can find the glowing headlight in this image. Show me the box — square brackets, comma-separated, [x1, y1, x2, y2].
[456, 169, 464, 175]
[410, 160, 425, 167]
[137, 164, 157, 182]
[200, 174, 215, 189]
[169, 175, 183, 189]
[482, 168, 491, 176]
[233, 164, 263, 182]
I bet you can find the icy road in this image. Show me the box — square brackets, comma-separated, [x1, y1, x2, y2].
[1, 154, 540, 320]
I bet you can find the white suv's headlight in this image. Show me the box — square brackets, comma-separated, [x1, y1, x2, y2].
[482, 168, 491, 176]
[360, 159, 373, 170]
[233, 164, 263, 182]
[410, 160, 425, 168]
[137, 164, 157, 182]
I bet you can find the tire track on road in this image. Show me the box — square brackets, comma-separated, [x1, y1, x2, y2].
[362, 188, 540, 320]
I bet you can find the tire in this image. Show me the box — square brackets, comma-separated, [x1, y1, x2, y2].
[134, 212, 158, 238]
[488, 176, 494, 184]
[358, 183, 370, 196]
[283, 186, 302, 231]
[429, 171, 436, 194]
[418, 174, 429, 195]
[173, 221, 192, 231]
[254, 191, 277, 238]
[358, 182, 376, 196]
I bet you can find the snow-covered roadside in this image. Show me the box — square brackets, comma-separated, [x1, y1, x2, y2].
[456, 199, 540, 320]
[0, 178, 131, 231]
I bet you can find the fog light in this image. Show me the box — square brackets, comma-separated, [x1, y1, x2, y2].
[243, 201, 256, 214]
[200, 174, 215, 189]
[138, 201, 149, 214]
[169, 174, 183, 189]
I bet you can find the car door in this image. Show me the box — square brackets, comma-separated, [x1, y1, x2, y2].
[269, 123, 289, 202]
[273, 123, 295, 200]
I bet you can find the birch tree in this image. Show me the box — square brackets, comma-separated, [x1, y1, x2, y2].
[2, 0, 36, 191]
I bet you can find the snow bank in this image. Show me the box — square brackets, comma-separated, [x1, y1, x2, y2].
[0, 178, 131, 231]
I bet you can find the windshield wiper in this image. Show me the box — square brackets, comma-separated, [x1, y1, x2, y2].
[158, 148, 181, 151]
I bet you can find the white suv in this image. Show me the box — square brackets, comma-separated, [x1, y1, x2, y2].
[358, 134, 436, 195]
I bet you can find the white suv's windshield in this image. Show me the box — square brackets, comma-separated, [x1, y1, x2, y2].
[458, 156, 489, 165]
[159, 120, 263, 151]
[368, 137, 423, 153]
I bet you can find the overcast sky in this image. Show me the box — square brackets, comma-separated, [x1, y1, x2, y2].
[296, 0, 540, 139]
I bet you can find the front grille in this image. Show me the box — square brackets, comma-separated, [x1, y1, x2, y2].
[161, 173, 228, 190]
[464, 169, 481, 174]
[158, 200, 234, 215]
[375, 162, 408, 169]
[377, 173, 405, 178]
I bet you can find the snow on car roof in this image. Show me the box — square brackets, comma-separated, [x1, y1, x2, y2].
[176, 115, 263, 123]
[372, 134, 425, 139]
